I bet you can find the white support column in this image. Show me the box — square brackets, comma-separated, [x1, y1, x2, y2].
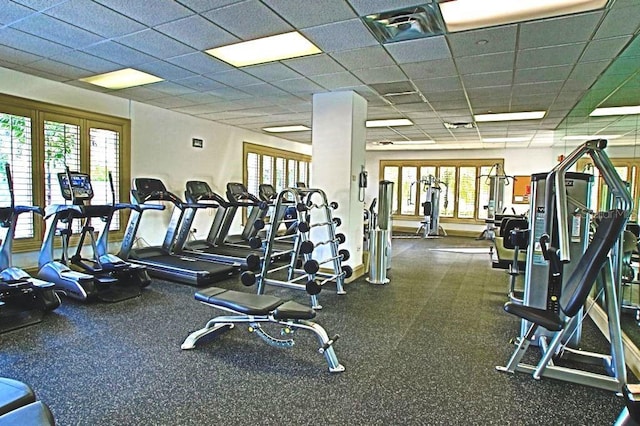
[311, 91, 367, 280]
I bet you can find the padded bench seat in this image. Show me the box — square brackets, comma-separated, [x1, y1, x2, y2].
[0, 401, 55, 426]
[195, 287, 316, 320]
[0, 378, 35, 416]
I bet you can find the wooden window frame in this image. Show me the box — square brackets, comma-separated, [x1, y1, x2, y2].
[0, 93, 131, 252]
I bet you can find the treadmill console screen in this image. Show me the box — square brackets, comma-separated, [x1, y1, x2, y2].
[133, 178, 167, 200]
[226, 182, 248, 201]
[58, 172, 93, 201]
[186, 181, 212, 197]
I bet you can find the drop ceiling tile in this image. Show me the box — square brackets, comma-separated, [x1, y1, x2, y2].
[54, 50, 120, 73]
[512, 81, 564, 96]
[16, 66, 68, 82]
[155, 15, 239, 50]
[0, 27, 70, 58]
[447, 25, 516, 58]
[116, 29, 196, 59]
[384, 36, 451, 63]
[428, 99, 470, 110]
[423, 90, 467, 103]
[462, 70, 512, 89]
[513, 64, 572, 84]
[582, 36, 633, 62]
[178, 91, 226, 105]
[0, 44, 42, 65]
[110, 86, 166, 101]
[202, 0, 293, 39]
[206, 86, 253, 100]
[519, 11, 604, 49]
[94, 0, 193, 26]
[400, 58, 457, 80]
[12, 0, 70, 10]
[351, 65, 406, 84]
[146, 96, 199, 109]
[172, 103, 229, 115]
[81, 41, 157, 66]
[173, 0, 244, 13]
[282, 54, 345, 76]
[594, 4, 640, 39]
[301, 19, 379, 52]
[137, 60, 197, 80]
[11, 14, 104, 49]
[347, 0, 427, 16]
[24, 59, 91, 80]
[570, 60, 611, 81]
[455, 51, 515, 75]
[262, 0, 357, 28]
[173, 75, 226, 91]
[238, 82, 290, 97]
[45, 0, 146, 38]
[309, 72, 363, 89]
[516, 43, 586, 68]
[330, 46, 395, 70]
[413, 76, 463, 94]
[207, 70, 264, 87]
[243, 62, 302, 81]
[145, 81, 197, 96]
[271, 77, 326, 95]
[0, 1, 36, 25]
[166, 52, 233, 75]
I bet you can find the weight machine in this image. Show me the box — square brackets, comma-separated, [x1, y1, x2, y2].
[409, 175, 448, 238]
[478, 163, 516, 240]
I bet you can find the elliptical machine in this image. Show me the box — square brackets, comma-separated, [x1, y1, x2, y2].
[0, 163, 60, 332]
[38, 168, 149, 302]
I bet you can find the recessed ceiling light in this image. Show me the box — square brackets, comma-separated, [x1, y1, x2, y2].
[439, 0, 608, 32]
[482, 137, 531, 143]
[263, 125, 310, 133]
[589, 105, 640, 117]
[562, 134, 622, 140]
[79, 68, 163, 89]
[366, 119, 414, 128]
[474, 111, 546, 122]
[206, 32, 321, 67]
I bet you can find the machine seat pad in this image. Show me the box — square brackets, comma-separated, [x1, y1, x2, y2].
[0, 401, 55, 426]
[272, 301, 316, 320]
[0, 378, 35, 416]
[503, 302, 562, 332]
[195, 287, 284, 315]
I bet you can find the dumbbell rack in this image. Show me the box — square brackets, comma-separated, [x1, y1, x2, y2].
[243, 187, 349, 309]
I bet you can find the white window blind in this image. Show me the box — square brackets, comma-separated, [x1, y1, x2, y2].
[0, 113, 34, 238]
[247, 152, 259, 196]
[90, 127, 120, 230]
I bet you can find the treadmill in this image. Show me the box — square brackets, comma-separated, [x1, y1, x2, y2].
[172, 180, 265, 266]
[117, 178, 237, 287]
[213, 182, 266, 248]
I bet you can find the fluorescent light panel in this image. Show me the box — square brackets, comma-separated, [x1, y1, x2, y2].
[206, 32, 321, 67]
[440, 0, 608, 32]
[263, 125, 310, 133]
[366, 119, 413, 128]
[474, 111, 546, 122]
[590, 105, 640, 116]
[482, 137, 531, 143]
[562, 134, 622, 140]
[80, 68, 163, 89]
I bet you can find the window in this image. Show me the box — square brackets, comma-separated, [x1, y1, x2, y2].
[380, 159, 504, 222]
[0, 93, 131, 251]
[243, 142, 311, 195]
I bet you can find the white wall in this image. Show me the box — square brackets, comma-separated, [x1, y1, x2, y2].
[0, 67, 310, 264]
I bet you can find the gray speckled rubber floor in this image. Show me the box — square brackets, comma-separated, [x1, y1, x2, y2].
[0, 237, 627, 425]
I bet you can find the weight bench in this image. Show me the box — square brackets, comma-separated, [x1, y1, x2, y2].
[182, 287, 345, 373]
[0, 378, 54, 425]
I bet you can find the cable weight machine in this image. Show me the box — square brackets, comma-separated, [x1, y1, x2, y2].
[478, 163, 516, 240]
[409, 175, 448, 238]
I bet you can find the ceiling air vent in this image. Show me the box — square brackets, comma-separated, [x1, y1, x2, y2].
[362, 3, 446, 44]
